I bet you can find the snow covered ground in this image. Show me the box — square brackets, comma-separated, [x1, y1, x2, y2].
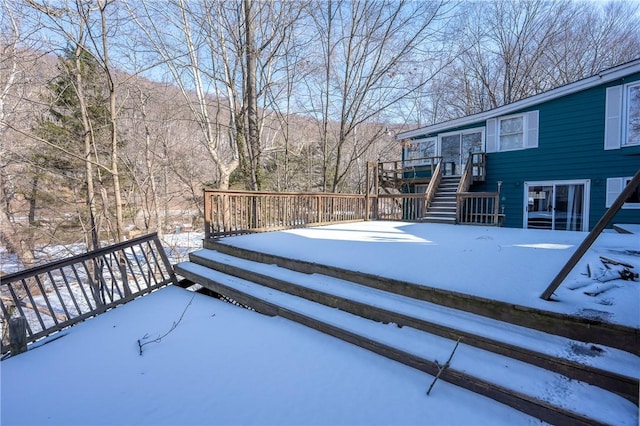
[1, 221, 638, 425]
[2, 286, 543, 425]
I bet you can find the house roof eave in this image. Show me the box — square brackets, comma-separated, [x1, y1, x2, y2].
[396, 58, 640, 141]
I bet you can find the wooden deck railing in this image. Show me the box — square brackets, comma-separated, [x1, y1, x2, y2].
[457, 155, 474, 194]
[423, 161, 443, 213]
[1, 233, 178, 354]
[204, 189, 368, 238]
[457, 192, 500, 225]
[375, 193, 434, 221]
[204, 187, 502, 239]
[470, 152, 487, 182]
[377, 156, 442, 186]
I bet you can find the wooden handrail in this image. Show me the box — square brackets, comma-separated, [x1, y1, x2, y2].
[457, 154, 474, 193]
[423, 160, 443, 213]
[471, 152, 487, 182]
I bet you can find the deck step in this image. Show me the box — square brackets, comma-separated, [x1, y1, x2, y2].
[424, 176, 461, 222]
[422, 217, 456, 224]
[175, 249, 638, 425]
[203, 239, 640, 356]
[201, 241, 639, 357]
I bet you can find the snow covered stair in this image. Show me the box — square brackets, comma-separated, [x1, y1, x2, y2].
[175, 245, 639, 425]
[422, 176, 459, 223]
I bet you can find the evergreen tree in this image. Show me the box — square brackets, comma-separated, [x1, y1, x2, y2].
[30, 46, 110, 248]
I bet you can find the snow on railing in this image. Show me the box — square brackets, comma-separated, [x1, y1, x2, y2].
[0, 233, 178, 355]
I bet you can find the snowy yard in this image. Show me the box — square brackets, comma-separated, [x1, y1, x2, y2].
[1, 221, 638, 425]
[1, 286, 543, 425]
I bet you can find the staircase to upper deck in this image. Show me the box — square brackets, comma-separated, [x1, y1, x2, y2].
[421, 176, 460, 224]
[175, 240, 639, 426]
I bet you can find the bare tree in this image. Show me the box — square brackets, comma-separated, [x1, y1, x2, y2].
[0, 0, 39, 268]
[456, 0, 574, 110]
[542, 1, 640, 86]
[430, 0, 640, 121]
[13, 0, 139, 247]
[127, 0, 238, 190]
[93, 0, 125, 241]
[304, 0, 453, 192]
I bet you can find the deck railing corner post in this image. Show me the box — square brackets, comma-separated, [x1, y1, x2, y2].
[203, 189, 212, 240]
[9, 316, 27, 356]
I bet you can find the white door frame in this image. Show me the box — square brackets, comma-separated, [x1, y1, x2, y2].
[523, 179, 591, 231]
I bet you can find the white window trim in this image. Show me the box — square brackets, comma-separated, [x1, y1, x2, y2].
[486, 110, 539, 153]
[497, 113, 525, 151]
[605, 82, 640, 149]
[622, 81, 640, 147]
[606, 177, 640, 209]
[523, 179, 591, 231]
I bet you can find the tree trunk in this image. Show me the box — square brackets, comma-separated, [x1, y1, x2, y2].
[74, 42, 100, 251]
[100, 2, 124, 242]
[244, 0, 261, 191]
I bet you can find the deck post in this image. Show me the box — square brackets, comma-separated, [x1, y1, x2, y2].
[203, 189, 211, 240]
[365, 163, 371, 221]
[540, 169, 640, 300]
[9, 317, 27, 356]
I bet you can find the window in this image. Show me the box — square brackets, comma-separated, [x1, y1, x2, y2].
[625, 82, 640, 146]
[499, 115, 524, 151]
[606, 177, 640, 209]
[524, 180, 590, 231]
[437, 129, 483, 175]
[605, 81, 640, 149]
[403, 138, 435, 167]
[485, 110, 538, 153]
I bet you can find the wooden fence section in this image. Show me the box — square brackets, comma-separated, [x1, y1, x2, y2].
[204, 190, 367, 238]
[375, 193, 431, 221]
[457, 192, 500, 225]
[204, 190, 502, 239]
[0, 233, 178, 354]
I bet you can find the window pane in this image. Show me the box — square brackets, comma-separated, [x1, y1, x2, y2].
[499, 117, 523, 150]
[404, 139, 435, 167]
[554, 184, 584, 231]
[500, 134, 522, 150]
[626, 84, 640, 146]
[462, 132, 482, 154]
[500, 117, 523, 134]
[441, 134, 461, 173]
[527, 185, 553, 229]
[624, 178, 640, 204]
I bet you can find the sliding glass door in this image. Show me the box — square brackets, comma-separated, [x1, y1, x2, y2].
[525, 180, 589, 231]
[439, 130, 483, 176]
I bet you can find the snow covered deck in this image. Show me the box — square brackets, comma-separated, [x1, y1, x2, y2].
[2, 222, 638, 425]
[208, 221, 639, 329]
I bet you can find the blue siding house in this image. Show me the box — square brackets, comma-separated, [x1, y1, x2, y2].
[394, 59, 640, 231]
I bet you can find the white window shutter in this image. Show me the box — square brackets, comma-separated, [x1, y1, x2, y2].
[604, 86, 622, 150]
[606, 177, 623, 207]
[486, 118, 497, 153]
[525, 110, 539, 149]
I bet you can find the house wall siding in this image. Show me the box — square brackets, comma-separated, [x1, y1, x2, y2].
[473, 72, 640, 230]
